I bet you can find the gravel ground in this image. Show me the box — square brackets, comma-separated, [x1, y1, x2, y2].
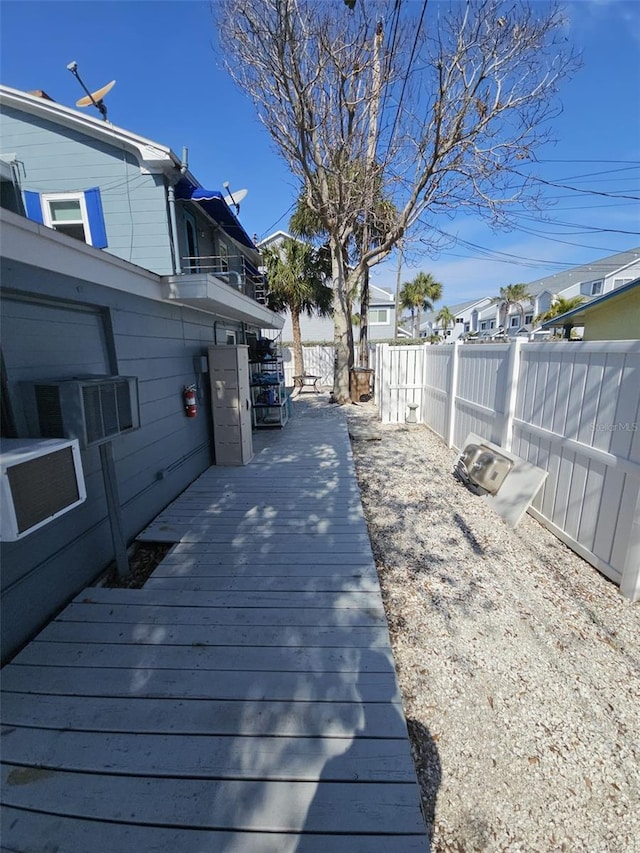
[338, 398, 640, 853]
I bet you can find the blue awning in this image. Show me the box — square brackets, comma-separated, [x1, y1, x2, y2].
[175, 182, 256, 251]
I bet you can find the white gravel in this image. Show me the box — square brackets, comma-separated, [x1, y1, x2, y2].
[337, 399, 640, 853]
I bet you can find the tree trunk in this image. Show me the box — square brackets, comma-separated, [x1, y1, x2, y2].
[359, 266, 369, 368]
[416, 304, 422, 340]
[291, 309, 304, 378]
[331, 240, 352, 404]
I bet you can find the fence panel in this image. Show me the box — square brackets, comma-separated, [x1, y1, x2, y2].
[422, 346, 453, 438]
[377, 345, 426, 423]
[376, 339, 640, 599]
[512, 341, 640, 595]
[282, 344, 378, 390]
[453, 344, 511, 448]
[282, 345, 334, 387]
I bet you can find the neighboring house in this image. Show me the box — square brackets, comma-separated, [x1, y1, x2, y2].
[476, 248, 640, 336]
[0, 87, 283, 661]
[540, 277, 640, 340]
[405, 248, 640, 341]
[417, 297, 493, 341]
[259, 231, 398, 342]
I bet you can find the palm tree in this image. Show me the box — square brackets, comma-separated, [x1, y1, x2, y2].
[290, 175, 396, 368]
[494, 283, 533, 330]
[262, 237, 333, 378]
[535, 295, 585, 325]
[400, 272, 443, 338]
[436, 306, 455, 339]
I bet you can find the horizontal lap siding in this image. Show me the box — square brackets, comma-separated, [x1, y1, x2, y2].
[0, 107, 174, 274]
[0, 262, 222, 660]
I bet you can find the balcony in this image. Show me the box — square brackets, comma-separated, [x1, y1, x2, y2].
[180, 254, 268, 305]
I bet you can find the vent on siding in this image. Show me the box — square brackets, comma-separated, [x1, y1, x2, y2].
[23, 377, 140, 449]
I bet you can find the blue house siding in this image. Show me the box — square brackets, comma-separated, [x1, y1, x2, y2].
[0, 255, 245, 662]
[0, 107, 175, 274]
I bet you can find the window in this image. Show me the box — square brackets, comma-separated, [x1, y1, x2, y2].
[45, 196, 88, 241]
[24, 188, 107, 248]
[225, 330, 237, 345]
[525, 314, 533, 325]
[590, 280, 603, 295]
[480, 321, 487, 331]
[456, 317, 464, 324]
[510, 316, 520, 328]
[369, 308, 389, 325]
[464, 322, 470, 333]
[490, 320, 496, 329]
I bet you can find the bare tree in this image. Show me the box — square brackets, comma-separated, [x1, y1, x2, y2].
[217, 0, 578, 402]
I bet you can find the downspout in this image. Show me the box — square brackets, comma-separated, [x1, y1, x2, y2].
[168, 146, 189, 275]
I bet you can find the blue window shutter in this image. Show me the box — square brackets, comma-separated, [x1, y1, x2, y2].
[24, 191, 44, 224]
[84, 187, 108, 248]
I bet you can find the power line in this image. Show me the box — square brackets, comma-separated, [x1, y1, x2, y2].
[424, 227, 638, 271]
[386, 0, 428, 154]
[258, 201, 296, 241]
[513, 169, 640, 202]
[508, 212, 640, 237]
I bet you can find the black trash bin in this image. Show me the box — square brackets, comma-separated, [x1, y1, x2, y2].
[349, 367, 374, 403]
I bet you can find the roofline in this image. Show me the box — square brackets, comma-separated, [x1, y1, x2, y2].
[258, 230, 295, 246]
[540, 278, 640, 328]
[0, 84, 181, 176]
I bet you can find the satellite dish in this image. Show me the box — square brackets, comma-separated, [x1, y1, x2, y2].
[222, 188, 248, 209]
[76, 79, 116, 108]
[66, 61, 114, 121]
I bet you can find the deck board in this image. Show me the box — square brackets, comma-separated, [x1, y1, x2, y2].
[1, 403, 427, 850]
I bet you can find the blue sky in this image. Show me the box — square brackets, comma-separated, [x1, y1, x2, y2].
[1, 0, 639, 306]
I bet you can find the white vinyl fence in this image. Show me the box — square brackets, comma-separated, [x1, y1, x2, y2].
[375, 340, 640, 600]
[281, 344, 377, 389]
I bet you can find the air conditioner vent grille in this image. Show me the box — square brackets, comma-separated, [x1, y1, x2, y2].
[7, 446, 81, 534]
[24, 376, 139, 448]
[82, 384, 103, 444]
[116, 381, 133, 430]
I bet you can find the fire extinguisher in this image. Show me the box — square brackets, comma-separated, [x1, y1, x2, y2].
[183, 384, 197, 418]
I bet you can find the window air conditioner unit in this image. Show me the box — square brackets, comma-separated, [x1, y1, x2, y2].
[22, 376, 140, 449]
[0, 438, 86, 541]
[454, 442, 514, 496]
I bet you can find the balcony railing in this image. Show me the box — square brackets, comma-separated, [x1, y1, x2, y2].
[180, 254, 268, 304]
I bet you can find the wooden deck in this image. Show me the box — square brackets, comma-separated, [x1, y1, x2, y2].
[1, 399, 427, 851]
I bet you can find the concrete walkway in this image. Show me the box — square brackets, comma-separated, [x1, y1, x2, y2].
[1, 397, 427, 851]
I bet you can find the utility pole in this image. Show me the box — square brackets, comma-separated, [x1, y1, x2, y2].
[394, 238, 404, 340]
[359, 19, 384, 368]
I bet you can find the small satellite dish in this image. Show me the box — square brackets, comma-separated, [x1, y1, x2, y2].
[76, 79, 116, 108]
[222, 188, 248, 209]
